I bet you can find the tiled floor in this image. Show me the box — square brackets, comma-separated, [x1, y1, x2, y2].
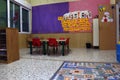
[0, 48, 117, 80]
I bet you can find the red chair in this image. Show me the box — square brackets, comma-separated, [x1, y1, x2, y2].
[47, 38, 58, 55]
[32, 38, 42, 54]
[59, 37, 65, 40]
[65, 38, 70, 51]
[59, 37, 70, 49]
[59, 37, 65, 44]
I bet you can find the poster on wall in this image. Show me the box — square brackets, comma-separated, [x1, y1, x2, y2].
[58, 10, 92, 32]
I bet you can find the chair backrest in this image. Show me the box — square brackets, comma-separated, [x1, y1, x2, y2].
[48, 38, 57, 46]
[59, 37, 65, 40]
[32, 38, 41, 46]
[65, 38, 70, 45]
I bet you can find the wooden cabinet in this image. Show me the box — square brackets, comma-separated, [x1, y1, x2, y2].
[0, 28, 19, 63]
[99, 4, 116, 50]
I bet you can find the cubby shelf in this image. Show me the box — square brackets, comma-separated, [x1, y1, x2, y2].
[0, 28, 19, 63]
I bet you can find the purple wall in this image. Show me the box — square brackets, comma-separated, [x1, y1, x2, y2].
[32, 2, 69, 34]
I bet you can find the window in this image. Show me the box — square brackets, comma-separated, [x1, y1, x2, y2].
[0, 0, 30, 33]
[0, 0, 7, 27]
[22, 8, 29, 32]
[10, 1, 30, 32]
[10, 2, 20, 31]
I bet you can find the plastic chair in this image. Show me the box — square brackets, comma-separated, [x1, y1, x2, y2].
[59, 37, 65, 40]
[47, 38, 58, 55]
[32, 38, 42, 54]
[65, 38, 70, 51]
[59, 37, 65, 45]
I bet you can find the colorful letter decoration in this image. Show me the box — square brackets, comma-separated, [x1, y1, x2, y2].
[58, 10, 92, 32]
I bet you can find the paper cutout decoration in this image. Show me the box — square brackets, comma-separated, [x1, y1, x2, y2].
[72, 11, 79, 19]
[63, 10, 92, 20]
[99, 6, 106, 12]
[101, 12, 113, 22]
[80, 10, 92, 18]
[58, 10, 92, 32]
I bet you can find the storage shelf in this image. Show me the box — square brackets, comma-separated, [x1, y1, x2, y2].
[0, 56, 7, 61]
[0, 33, 6, 35]
[0, 60, 7, 63]
[0, 49, 7, 51]
[0, 28, 19, 63]
[0, 55, 7, 57]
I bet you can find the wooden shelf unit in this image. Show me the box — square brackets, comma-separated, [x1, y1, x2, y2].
[0, 28, 19, 63]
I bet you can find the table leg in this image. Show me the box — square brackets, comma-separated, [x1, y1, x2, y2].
[62, 42, 65, 56]
[47, 42, 49, 55]
[42, 41, 46, 55]
[29, 41, 32, 54]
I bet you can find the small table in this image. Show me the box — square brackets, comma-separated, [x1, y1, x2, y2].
[28, 39, 66, 56]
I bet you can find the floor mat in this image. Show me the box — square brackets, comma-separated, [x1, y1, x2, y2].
[50, 61, 120, 80]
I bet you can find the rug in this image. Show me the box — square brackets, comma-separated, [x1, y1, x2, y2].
[50, 61, 120, 80]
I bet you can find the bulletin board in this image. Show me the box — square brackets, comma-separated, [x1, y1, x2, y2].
[32, 0, 110, 34]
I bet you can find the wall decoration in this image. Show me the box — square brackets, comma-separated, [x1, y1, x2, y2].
[69, 0, 110, 20]
[32, 0, 110, 34]
[63, 10, 92, 20]
[99, 6, 106, 12]
[58, 17, 91, 32]
[101, 12, 113, 22]
[58, 10, 92, 32]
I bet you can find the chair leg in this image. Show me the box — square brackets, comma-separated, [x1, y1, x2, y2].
[56, 47, 58, 54]
[67, 45, 69, 52]
[53, 47, 55, 54]
[33, 46, 39, 54]
[37, 47, 41, 54]
[47, 46, 50, 55]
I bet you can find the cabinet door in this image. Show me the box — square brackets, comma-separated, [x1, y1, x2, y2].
[99, 4, 116, 50]
[6, 28, 19, 63]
